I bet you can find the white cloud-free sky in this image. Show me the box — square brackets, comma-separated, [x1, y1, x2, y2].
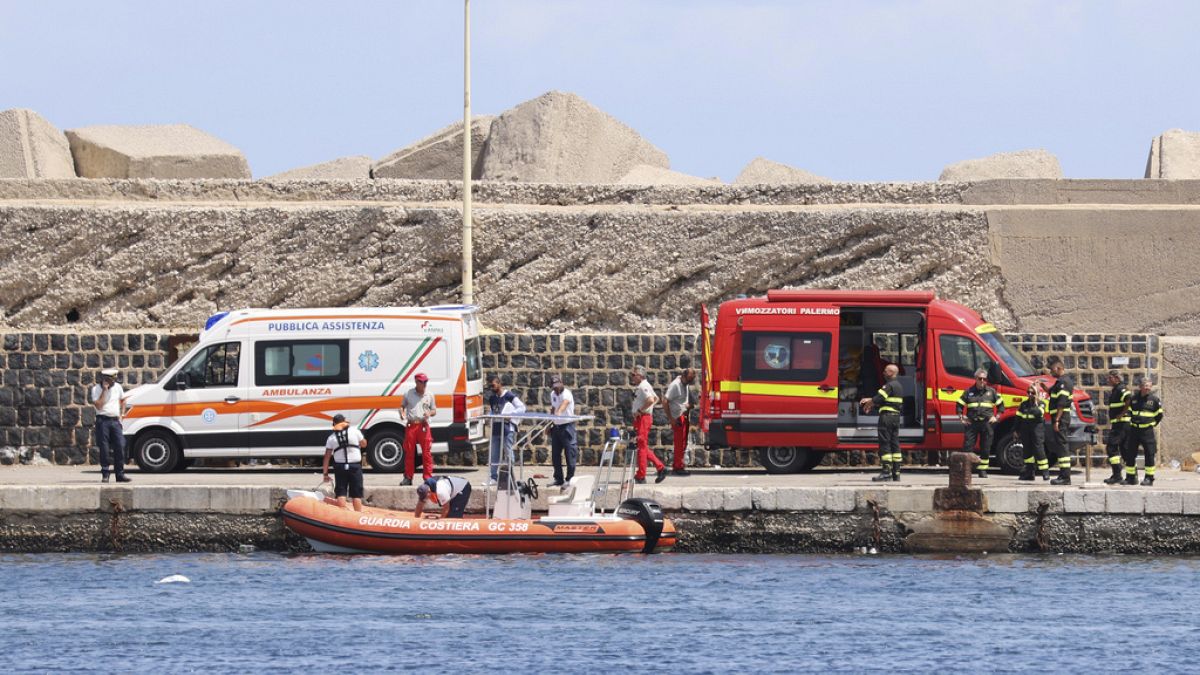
[2, 0, 1197, 180]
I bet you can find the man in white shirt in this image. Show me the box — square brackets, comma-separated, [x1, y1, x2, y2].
[90, 368, 130, 483]
[399, 372, 436, 486]
[665, 367, 696, 477]
[414, 475, 473, 519]
[630, 365, 668, 484]
[486, 375, 526, 485]
[322, 414, 367, 511]
[549, 375, 578, 488]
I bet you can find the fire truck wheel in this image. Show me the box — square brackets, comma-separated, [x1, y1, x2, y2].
[992, 431, 1024, 474]
[760, 447, 817, 474]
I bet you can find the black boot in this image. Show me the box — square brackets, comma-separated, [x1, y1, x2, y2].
[1141, 474, 1154, 486]
[976, 460, 989, 479]
[1103, 464, 1124, 485]
[1123, 472, 1138, 486]
[872, 462, 893, 482]
[1018, 464, 1035, 481]
[1050, 466, 1071, 485]
[891, 463, 901, 482]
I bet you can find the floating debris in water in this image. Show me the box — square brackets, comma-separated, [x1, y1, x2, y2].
[156, 574, 190, 584]
[239, 544, 257, 554]
[414, 613, 433, 619]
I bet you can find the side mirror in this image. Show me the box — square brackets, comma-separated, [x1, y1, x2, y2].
[987, 361, 1002, 385]
[175, 372, 190, 390]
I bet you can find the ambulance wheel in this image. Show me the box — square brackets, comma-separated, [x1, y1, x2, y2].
[367, 429, 405, 473]
[134, 431, 180, 473]
[993, 432, 1023, 474]
[760, 447, 818, 474]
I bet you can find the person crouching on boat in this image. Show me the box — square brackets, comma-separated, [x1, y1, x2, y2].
[414, 476, 473, 519]
[322, 414, 367, 512]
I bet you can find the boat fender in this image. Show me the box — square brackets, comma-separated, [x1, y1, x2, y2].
[617, 498, 665, 553]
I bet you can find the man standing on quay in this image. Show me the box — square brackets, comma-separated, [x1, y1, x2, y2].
[91, 368, 131, 483]
[630, 365, 668, 484]
[664, 367, 696, 477]
[399, 372, 436, 486]
[860, 364, 903, 482]
[549, 375, 578, 488]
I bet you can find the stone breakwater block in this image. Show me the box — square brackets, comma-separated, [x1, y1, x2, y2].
[1145, 129, 1200, 178]
[480, 91, 669, 183]
[1145, 490, 1184, 515]
[0, 486, 101, 512]
[617, 164, 721, 186]
[682, 487, 725, 511]
[131, 486, 212, 512]
[66, 124, 251, 179]
[0, 109, 76, 178]
[886, 488, 935, 513]
[983, 489, 1028, 514]
[733, 157, 832, 185]
[761, 487, 826, 511]
[373, 117, 494, 180]
[265, 156, 371, 181]
[1062, 489, 1106, 514]
[1105, 490, 1145, 514]
[824, 487, 857, 512]
[938, 149, 1062, 181]
[719, 487, 753, 511]
[646, 487, 683, 510]
[0, 486, 38, 511]
[1027, 490, 1064, 513]
[208, 486, 272, 514]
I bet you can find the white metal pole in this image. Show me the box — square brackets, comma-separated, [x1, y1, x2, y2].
[462, 0, 474, 306]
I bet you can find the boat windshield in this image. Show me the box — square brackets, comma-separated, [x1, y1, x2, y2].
[979, 332, 1036, 378]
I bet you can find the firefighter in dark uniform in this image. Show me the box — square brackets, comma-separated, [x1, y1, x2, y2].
[1016, 383, 1050, 481]
[1103, 370, 1132, 485]
[1124, 378, 1164, 486]
[1045, 357, 1074, 485]
[860, 363, 904, 482]
[957, 368, 1004, 478]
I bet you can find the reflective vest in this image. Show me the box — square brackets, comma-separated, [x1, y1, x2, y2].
[1016, 398, 1045, 425]
[1129, 393, 1164, 429]
[957, 385, 1003, 421]
[873, 380, 904, 415]
[1106, 383, 1131, 424]
[1048, 377, 1073, 418]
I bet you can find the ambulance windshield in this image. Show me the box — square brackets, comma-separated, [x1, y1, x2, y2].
[978, 332, 1035, 378]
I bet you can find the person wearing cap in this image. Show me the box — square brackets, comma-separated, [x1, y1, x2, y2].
[548, 375, 578, 488]
[956, 368, 1004, 478]
[399, 372, 436, 486]
[664, 367, 696, 477]
[629, 365, 668, 484]
[414, 475, 473, 519]
[322, 414, 367, 511]
[90, 368, 130, 483]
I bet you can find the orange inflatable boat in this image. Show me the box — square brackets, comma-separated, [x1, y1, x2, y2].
[281, 492, 677, 555]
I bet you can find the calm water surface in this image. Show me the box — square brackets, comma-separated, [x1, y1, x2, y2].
[1, 552, 1196, 673]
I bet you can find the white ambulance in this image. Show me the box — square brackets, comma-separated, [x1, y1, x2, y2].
[120, 306, 487, 472]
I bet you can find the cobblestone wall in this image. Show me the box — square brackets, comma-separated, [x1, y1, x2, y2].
[0, 330, 1165, 467]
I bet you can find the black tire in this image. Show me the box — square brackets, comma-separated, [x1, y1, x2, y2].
[172, 457, 194, 472]
[133, 430, 180, 473]
[759, 447, 819, 474]
[992, 430, 1024, 474]
[366, 428, 406, 473]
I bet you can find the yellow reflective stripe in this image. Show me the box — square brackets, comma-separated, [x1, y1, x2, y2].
[975, 322, 998, 334]
[719, 381, 838, 399]
[966, 402, 995, 408]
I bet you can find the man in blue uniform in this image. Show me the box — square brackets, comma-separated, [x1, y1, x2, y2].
[1124, 378, 1164, 486]
[957, 369, 1005, 478]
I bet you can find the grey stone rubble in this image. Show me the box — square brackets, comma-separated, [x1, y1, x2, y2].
[372, 116, 494, 180]
[65, 124, 252, 179]
[617, 164, 720, 185]
[479, 91, 669, 183]
[733, 157, 832, 184]
[0, 109, 75, 179]
[265, 155, 371, 181]
[1146, 129, 1200, 179]
[938, 148, 1063, 181]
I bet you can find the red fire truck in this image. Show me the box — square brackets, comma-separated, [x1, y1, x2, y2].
[699, 290, 1096, 474]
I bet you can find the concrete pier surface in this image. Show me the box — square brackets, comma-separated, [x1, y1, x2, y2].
[5, 463, 1200, 555]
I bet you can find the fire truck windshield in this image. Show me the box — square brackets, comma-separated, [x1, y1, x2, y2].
[979, 332, 1036, 378]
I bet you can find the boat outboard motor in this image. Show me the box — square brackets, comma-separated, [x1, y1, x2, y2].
[617, 498, 665, 553]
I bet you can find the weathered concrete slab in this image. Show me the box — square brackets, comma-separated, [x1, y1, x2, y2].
[480, 91, 668, 183]
[1062, 489, 1106, 514]
[1163, 337, 1200, 460]
[886, 488, 935, 512]
[1145, 490, 1184, 514]
[208, 486, 273, 514]
[1105, 490, 1145, 514]
[373, 117, 494, 180]
[1184, 491, 1200, 515]
[265, 156, 370, 181]
[66, 124, 251, 179]
[824, 487, 857, 512]
[773, 487, 827, 511]
[0, 109, 75, 178]
[733, 157, 831, 185]
[1146, 129, 1200, 179]
[988, 208, 1200, 333]
[939, 149, 1062, 181]
[1027, 490, 1064, 513]
[618, 164, 720, 186]
[131, 486, 211, 511]
[983, 489, 1028, 513]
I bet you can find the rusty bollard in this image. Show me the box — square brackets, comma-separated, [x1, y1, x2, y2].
[907, 451, 1011, 553]
[934, 452, 984, 512]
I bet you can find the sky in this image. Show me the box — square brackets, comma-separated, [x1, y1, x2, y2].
[2, 0, 1199, 181]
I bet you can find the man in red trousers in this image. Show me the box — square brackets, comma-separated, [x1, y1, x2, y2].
[399, 372, 436, 486]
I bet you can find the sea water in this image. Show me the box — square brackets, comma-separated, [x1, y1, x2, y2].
[0, 552, 1195, 673]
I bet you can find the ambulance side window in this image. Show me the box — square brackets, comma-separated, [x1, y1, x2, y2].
[169, 342, 240, 389]
[742, 332, 832, 382]
[255, 340, 349, 386]
[938, 335, 993, 379]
